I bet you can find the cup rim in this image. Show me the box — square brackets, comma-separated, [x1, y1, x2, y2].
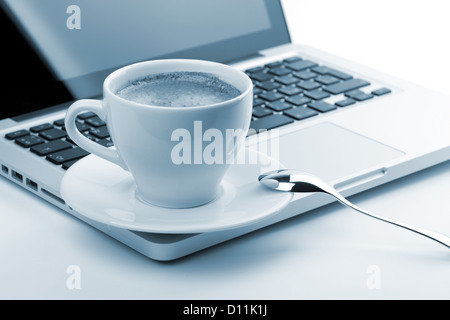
[104, 59, 253, 111]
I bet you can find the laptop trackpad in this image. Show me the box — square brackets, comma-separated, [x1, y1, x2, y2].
[272, 122, 405, 183]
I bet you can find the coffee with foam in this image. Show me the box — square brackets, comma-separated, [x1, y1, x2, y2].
[116, 72, 241, 107]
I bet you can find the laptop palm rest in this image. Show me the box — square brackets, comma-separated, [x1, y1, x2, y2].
[276, 122, 405, 184]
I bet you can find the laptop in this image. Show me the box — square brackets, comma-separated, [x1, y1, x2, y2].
[1, 0, 449, 261]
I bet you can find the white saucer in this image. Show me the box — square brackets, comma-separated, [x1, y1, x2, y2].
[60, 149, 292, 234]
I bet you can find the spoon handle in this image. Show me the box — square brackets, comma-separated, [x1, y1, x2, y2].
[260, 170, 450, 250]
[325, 188, 450, 249]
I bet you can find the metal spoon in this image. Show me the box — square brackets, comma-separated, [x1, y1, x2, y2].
[259, 169, 450, 249]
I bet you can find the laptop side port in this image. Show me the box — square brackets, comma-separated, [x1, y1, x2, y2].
[41, 188, 65, 205]
[11, 170, 23, 183]
[26, 178, 38, 191]
[1, 164, 8, 175]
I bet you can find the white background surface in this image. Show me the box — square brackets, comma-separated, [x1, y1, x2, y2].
[1, 0, 449, 300]
[284, 0, 450, 96]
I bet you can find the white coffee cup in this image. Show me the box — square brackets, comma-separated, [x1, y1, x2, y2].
[65, 59, 253, 208]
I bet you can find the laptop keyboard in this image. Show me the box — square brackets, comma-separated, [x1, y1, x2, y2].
[5, 112, 113, 170]
[247, 56, 390, 133]
[4, 55, 391, 171]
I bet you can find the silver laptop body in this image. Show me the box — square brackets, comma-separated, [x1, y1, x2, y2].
[1, 0, 449, 261]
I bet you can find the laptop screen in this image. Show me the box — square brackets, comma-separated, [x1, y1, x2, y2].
[1, 0, 289, 120]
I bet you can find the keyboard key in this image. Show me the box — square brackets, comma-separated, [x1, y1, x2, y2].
[97, 138, 114, 148]
[315, 75, 340, 85]
[345, 89, 365, 99]
[15, 135, 46, 148]
[30, 123, 54, 133]
[265, 61, 283, 68]
[285, 95, 311, 106]
[284, 107, 319, 120]
[53, 119, 65, 127]
[46, 147, 89, 165]
[39, 128, 67, 141]
[275, 75, 299, 86]
[311, 66, 353, 80]
[257, 80, 281, 91]
[77, 112, 97, 120]
[293, 71, 317, 80]
[259, 92, 284, 102]
[253, 87, 263, 95]
[253, 88, 264, 96]
[323, 78, 370, 95]
[297, 81, 321, 91]
[303, 89, 330, 100]
[59, 121, 92, 132]
[74, 121, 92, 132]
[268, 67, 291, 76]
[286, 59, 318, 71]
[5, 129, 29, 140]
[252, 106, 273, 118]
[62, 160, 79, 170]
[66, 132, 97, 145]
[353, 93, 374, 101]
[31, 140, 72, 156]
[344, 90, 374, 101]
[308, 101, 337, 113]
[372, 88, 392, 96]
[250, 114, 294, 133]
[277, 86, 302, 96]
[266, 101, 294, 112]
[253, 98, 265, 107]
[246, 66, 265, 73]
[283, 56, 302, 63]
[249, 71, 273, 82]
[335, 98, 356, 107]
[85, 116, 106, 128]
[89, 126, 110, 139]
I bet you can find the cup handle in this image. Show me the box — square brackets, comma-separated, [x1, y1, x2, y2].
[65, 99, 128, 171]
